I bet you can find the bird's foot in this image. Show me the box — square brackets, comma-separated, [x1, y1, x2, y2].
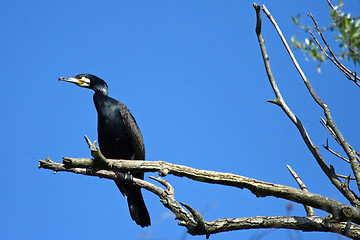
[115, 171, 133, 183]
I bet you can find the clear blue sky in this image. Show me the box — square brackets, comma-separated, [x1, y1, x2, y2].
[1, 0, 360, 239]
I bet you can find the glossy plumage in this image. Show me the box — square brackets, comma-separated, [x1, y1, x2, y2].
[59, 74, 150, 227]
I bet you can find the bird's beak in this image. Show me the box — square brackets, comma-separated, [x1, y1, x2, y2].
[59, 77, 78, 84]
[59, 77, 90, 88]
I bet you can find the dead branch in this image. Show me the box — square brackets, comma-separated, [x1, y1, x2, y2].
[287, 165, 315, 217]
[323, 139, 350, 164]
[204, 216, 360, 239]
[39, 131, 360, 225]
[39, 155, 360, 238]
[254, 3, 360, 206]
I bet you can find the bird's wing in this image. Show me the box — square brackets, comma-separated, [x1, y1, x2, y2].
[119, 103, 145, 160]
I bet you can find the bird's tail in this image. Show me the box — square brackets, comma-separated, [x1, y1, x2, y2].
[115, 180, 151, 227]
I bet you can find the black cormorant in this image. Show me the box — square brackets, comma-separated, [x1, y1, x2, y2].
[59, 74, 150, 227]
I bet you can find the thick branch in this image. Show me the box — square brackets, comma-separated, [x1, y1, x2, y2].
[253, 3, 360, 206]
[39, 156, 360, 225]
[39, 157, 360, 238]
[40, 157, 199, 232]
[204, 216, 360, 239]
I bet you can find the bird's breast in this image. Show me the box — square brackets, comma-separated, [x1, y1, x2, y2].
[94, 96, 133, 159]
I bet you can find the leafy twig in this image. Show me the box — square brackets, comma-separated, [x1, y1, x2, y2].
[307, 13, 360, 86]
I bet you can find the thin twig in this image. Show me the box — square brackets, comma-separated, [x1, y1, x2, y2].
[327, 0, 340, 17]
[323, 140, 350, 163]
[321, 119, 360, 163]
[307, 13, 360, 85]
[320, 118, 339, 144]
[337, 174, 356, 180]
[308, 30, 359, 86]
[287, 165, 315, 216]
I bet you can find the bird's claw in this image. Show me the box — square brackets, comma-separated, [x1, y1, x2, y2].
[116, 171, 133, 183]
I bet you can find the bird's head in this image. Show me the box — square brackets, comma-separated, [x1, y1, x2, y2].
[59, 73, 108, 95]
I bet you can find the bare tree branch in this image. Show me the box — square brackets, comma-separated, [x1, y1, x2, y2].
[204, 216, 360, 239]
[39, 156, 360, 238]
[287, 165, 315, 217]
[320, 118, 360, 162]
[320, 118, 340, 144]
[304, 14, 360, 191]
[39, 157, 202, 235]
[39, 138, 360, 225]
[254, 3, 360, 206]
[323, 139, 350, 164]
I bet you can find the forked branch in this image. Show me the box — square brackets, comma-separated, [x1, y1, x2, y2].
[253, 3, 360, 206]
[39, 153, 360, 238]
[39, 134, 360, 225]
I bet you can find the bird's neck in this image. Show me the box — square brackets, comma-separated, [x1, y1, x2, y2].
[93, 91, 109, 115]
[94, 88, 108, 96]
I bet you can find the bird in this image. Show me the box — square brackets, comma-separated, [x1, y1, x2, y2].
[59, 73, 150, 227]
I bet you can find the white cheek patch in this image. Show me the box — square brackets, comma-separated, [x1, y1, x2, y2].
[80, 77, 91, 87]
